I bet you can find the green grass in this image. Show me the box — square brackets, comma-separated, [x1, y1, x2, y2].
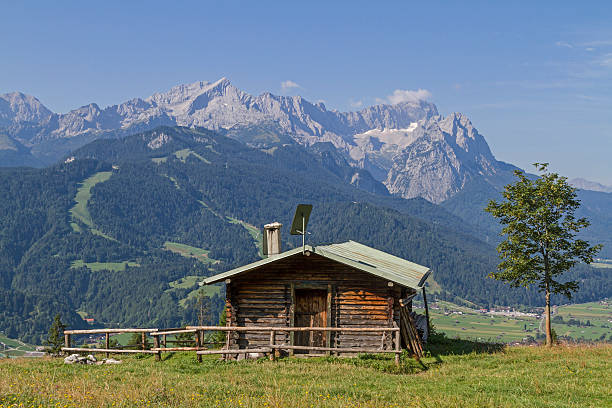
[425, 300, 612, 343]
[168, 275, 202, 289]
[0, 333, 36, 358]
[0, 345, 610, 407]
[163, 242, 217, 264]
[151, 156, 168, 164]
[173, 148, 211, 164]
[70, 260, 140, 272]
[178, 284, 223, 308]
[226, 217, 262, 256]
[425, 306, 537, 343]
[554, 301, 612, 341]
[70, 171, 113, 230]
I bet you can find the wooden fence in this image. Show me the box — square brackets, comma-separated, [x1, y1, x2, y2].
[62, 325, 405, 366]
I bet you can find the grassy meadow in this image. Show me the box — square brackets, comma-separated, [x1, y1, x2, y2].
[0, 343, 610, 408]
[420, 300, 611, 343]
[0, 334, 36, 359]
[69, 171, 113, 230]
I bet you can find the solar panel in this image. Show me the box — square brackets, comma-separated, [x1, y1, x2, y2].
[290, 204, 312, 235]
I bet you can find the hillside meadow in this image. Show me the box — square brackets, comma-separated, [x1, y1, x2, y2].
[1, 343, 610, 408]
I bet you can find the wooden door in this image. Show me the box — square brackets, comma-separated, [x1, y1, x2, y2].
[294, 289, 327, 350]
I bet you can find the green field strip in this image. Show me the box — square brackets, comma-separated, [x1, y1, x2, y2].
[70, 171, 112, 229]
[163, 241, 218, 264]
[70, 260, 140, 272]
[226, 216, 262, 255]
[173, 148, 211, 164]
[0, 333, 36, 357]
[151, 156, 168, 163]
[168, 275, 202, 289]
[178, 284, 222, 308]
[423, 300, 612, 343]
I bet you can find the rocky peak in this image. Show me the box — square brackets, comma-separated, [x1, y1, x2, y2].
[382, 113, 503, 203]
[0, 92, 53, 125]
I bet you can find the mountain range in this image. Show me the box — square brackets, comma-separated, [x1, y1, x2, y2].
[2, 78, 520, 204]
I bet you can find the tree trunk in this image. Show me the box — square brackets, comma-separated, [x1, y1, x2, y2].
[545, 283, 552, 347]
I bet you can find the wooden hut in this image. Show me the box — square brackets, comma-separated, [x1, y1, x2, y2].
[203, 222, 431, 357]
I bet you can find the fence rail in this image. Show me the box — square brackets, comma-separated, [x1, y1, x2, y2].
[61, 325, 404, 366]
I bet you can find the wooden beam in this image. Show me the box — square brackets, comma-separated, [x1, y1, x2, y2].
[326, 284, 332, 354]
[105, 333, 110, 359]
[153, 336, 161, 361]
[269, 330, 276, 361]
[185, 326, 399, 332]
[196, 348, 272, 355]
[64, 328, 158, 334]
[195, 330, 202, 363]
[394, 322, 400, 367]
[61, 347, 157, 354]
[274, 345, 400, 354]
[422, 286, 431, 337]
[151, 329, 196, 336]
[289, 282, 295, 356]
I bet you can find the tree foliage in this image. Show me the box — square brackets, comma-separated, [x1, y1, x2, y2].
[485, 163, 601, 345]
[45, 314, 66, 355]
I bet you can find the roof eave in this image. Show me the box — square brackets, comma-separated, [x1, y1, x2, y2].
[202, 246, 313, 285]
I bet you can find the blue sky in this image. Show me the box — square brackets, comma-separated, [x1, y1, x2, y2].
[1, 1, 611, 184]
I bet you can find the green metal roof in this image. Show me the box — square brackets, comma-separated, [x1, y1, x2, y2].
[203, 241, 430, 289]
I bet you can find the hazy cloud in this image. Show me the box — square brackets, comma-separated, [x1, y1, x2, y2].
[349, 99, 363, 108]
[555, 41, 574, 49]
[385, 88, 432, 104]
[597, 53, 612, 67]
[281, 80, 301, 90]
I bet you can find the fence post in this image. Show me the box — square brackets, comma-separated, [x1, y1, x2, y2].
[269, 330, 275, 361]
[64, 333, 70, 354]
[141, 332, 146, 351]
[105, 332, 110, 359]
[195, 330, 202, 363]
[394, 328, 400, 367]
[153, 335, 161, 361]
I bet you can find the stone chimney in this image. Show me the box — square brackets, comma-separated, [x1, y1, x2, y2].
[263, 222, 282, 256]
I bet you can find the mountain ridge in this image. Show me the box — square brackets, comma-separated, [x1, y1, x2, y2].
[0, 79, 606, 204]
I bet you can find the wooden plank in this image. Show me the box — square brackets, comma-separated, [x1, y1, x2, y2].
[195, 330, 202, 363]
[64, 328, 158, 334]
[275, 345, 400, 354]
[61, 347, 158, 354]
[326, 284, 332, 354]
[150, 347, 206, 352]
[186, 326, 399, 332]
[151, 329, 197, 336]
[289, 282, 295, 356]
[153, 336, 161, 361]
[394, 322, 400, 367]
[196, 348, 272, 355]
[422, 286, 431, 337]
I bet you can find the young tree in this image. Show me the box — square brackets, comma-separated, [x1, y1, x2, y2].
[485, 163, 601, 346]
[46, 314, 66, 355]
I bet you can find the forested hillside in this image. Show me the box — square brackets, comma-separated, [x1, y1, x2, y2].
[1, 126, 610, 343]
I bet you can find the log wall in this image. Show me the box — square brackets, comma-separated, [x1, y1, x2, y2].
[225, 253, 415, 351]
